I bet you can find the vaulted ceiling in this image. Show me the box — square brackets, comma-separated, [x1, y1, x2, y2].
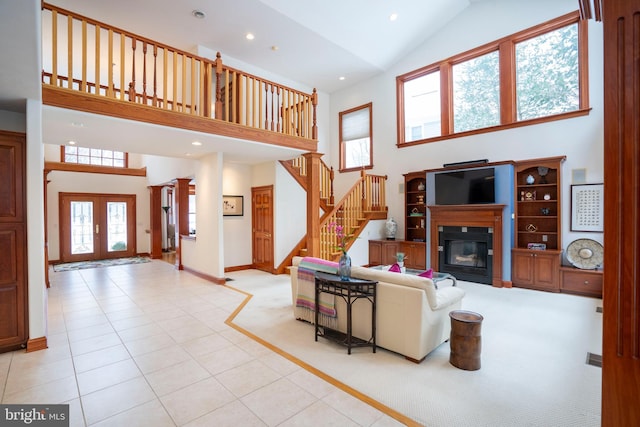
[0, 0, 484, 162]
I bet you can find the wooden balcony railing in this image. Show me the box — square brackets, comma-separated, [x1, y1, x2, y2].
[41, 3, 317, 143]
[319, 171, 387, 260]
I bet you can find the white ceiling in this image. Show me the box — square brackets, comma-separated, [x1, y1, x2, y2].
[0, 0, 479, 163]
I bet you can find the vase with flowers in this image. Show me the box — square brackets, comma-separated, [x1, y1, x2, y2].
[328, 221, 353, 280]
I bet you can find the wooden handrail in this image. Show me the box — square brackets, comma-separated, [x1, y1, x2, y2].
[318, 171, 387, 260]
[41, 2, 317, 141]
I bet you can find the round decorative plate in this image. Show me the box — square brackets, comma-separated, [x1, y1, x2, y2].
[566, 238, 604, 270]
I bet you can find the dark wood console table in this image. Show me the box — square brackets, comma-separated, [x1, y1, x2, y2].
[314, 272, 378, 354]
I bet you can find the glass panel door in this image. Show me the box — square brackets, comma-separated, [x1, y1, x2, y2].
[70, 201, 94, 255]
[59, 193, 137, 262]
[107, 202, 127, 252]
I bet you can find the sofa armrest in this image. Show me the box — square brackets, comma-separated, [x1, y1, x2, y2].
[431, 286, 466, 311]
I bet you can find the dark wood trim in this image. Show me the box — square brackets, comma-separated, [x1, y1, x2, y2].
[26, 336, 48, 353]
[181, 265, 226, 285]
[224, 264, 253, 273]
[602, 0, 640, 424]
[43, 86, 317, 153]
[398, 108, 591, 147]
[44, 161, 146, 177]
[149, 186, 163, 259]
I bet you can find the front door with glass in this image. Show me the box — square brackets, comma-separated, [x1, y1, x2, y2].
[59, 193, 136, 262]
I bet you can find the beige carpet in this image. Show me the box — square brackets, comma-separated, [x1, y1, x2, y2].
[227, 269, 602, 427]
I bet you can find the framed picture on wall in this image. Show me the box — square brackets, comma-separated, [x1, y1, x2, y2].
[570, 184, 603, 232]
[223, 195, 243, 216]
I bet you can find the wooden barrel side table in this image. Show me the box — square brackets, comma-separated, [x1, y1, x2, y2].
[449, 310, 483, 371]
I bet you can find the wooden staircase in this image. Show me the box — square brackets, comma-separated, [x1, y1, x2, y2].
[280, 156, 388, 266]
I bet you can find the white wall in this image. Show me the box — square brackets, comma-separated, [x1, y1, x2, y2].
[329, 0, 604, 266]
[182, 153, 224, 277]
[223, 162, 253, 267]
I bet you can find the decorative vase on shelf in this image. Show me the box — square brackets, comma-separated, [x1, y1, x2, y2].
[526, 174, 535, 185]
[417, 181, 425, 191]
[385, 217, 398, 240]
[338, 252, 351, 281]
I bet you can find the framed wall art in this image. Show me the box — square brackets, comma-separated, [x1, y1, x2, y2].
[223, 195, 243, 216]
[570, 183, 603, 232]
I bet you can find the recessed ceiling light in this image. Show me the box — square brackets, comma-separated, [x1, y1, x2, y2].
[339, 76, 346, 81]
[71, 122, 84, 127]
[192, 10, 206, 19]
[68, 140, 76, 145]
[192, 141, 202, 146]
[246, 33, 255, 40]
[390, 13, 398, 21]
[271, 45, 279, 51]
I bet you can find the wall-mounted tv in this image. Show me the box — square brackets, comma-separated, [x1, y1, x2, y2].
[435, 167, 495, 205]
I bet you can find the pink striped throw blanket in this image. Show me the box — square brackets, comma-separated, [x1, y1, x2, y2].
[296, 257, 338, 328]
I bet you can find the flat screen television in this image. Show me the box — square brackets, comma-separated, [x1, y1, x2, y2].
[435, 168, 495, 205]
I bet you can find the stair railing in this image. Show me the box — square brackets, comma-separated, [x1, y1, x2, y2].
[319, 170, 387, 260]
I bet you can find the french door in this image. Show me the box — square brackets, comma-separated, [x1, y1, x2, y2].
[59, 193, 136, 262]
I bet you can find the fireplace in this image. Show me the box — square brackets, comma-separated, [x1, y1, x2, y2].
[439, 226, 493, 284]
[428, 204, 506, 287]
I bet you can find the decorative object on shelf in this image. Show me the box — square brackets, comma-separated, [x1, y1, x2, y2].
[416, 194, 425, 204]
[417, 181, 425, 191]
[526, 223, 538, 232]
[543, 193, 551, 200]
[570, 183, 604, 232]
[385, 217, 398, 240]
[540, 207, 551, 215]
[566, 238, 604, 270]
[524, 190, 536, 201]
[338, 252, 352, 280]
[527, 243, 547, 250]
[526, 174, 535, 185]
[410, 208, 423, 216]
[537, 166, 549, 184]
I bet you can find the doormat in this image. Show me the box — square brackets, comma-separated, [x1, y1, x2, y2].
[53, 256, 151, 272]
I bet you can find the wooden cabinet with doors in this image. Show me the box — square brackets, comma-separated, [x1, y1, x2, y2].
[0, 131, 28, 352]
[368, 240, 400, 266]
[511, 156, 565, 291]
[368, 240, 426, 270]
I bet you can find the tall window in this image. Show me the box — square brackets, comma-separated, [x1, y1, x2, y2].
[397, 11, 588, 145]
[63, 145, 127, 167]
[339, 103, 373, 172]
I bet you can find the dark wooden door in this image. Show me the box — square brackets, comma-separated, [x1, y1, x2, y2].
[602, 0, 640, 424]
[0, 131, 27, 352]
[59, 193, 136, 262]
[252, 186, 273, 272]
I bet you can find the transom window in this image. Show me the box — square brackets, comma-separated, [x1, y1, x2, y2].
[63, 145, 127, 167]
[397, 11, 588, 145]
[339, 103, 373, 172]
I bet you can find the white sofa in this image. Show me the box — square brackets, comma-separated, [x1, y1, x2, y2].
[289, 256, 466, 362]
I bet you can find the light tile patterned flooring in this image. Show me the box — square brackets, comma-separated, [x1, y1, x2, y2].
[0, 260, 403, 427]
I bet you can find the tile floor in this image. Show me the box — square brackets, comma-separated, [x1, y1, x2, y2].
[0, 260, 403, 427]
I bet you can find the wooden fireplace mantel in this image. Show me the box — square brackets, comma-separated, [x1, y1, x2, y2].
[428, 204, 507, 287]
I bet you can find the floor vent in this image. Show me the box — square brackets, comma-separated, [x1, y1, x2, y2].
[586, 352, 602, 368]
[596, 306, 603, 313]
